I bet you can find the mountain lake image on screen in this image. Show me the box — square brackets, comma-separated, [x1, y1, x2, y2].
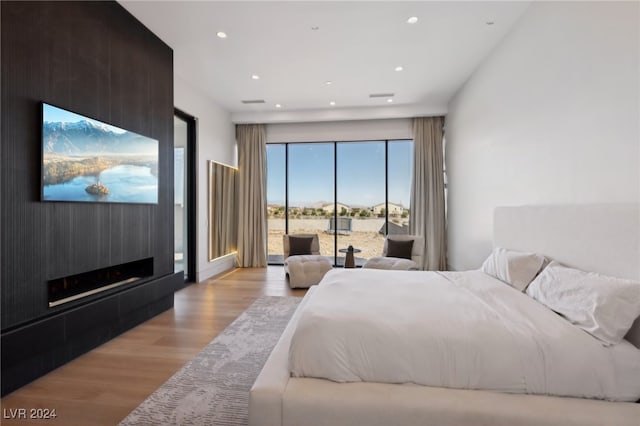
[41, 103, 159, 204]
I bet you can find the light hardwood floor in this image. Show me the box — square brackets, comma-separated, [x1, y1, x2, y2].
[1, 266, 305, 426]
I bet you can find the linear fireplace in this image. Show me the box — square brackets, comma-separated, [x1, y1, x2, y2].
[48, 258, 154, 307]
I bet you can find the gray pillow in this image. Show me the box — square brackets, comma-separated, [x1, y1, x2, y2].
[386, 239, 413, 260]
[289, 236, 313, 256]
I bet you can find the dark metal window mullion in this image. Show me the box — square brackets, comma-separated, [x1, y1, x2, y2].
[285, 144, 289, 236]
[385, 140, 389, 236]
[333, 141, 338, 267]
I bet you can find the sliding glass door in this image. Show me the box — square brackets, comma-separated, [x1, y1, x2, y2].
[267, 140, 412, 266]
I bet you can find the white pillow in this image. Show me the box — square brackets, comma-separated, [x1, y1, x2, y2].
[526, 261, 640, 346]
[481, 247, 547, 291]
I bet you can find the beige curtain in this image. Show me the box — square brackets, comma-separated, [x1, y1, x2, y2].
[409, 116, 447, 270]
[236, 124, 268, 267]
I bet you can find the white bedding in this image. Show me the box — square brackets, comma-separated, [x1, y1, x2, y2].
[289, 269, 640, 402]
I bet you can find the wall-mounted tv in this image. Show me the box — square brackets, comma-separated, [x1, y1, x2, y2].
[42, 102, 159, 204]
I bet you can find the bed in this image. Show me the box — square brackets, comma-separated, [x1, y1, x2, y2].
[249, 204, 640, 426]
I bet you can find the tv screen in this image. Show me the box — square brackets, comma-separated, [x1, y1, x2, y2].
[42, 103, 159, 204]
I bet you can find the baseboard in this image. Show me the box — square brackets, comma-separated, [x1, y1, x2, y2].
[197, 253, 237, 282]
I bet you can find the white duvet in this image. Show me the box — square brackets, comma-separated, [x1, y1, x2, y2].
[288, 269, 640, 402]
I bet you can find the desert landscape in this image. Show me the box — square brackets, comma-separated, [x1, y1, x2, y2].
[267, 217, 409, 263]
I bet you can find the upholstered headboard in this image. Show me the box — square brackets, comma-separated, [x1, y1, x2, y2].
[493, 204, 640, 348]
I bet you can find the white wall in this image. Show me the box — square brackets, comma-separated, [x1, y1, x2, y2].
[175, 75, 237, 282]
[266, 118, 412, 143]
[446, 1, 639, 270]
[234, 105, 445, 125]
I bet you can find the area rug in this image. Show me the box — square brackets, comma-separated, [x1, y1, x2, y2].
[119, 296, 301, 426]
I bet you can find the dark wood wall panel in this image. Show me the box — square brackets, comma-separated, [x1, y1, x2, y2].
[1, 272, 184, 395]
[1, 1, 174, 329]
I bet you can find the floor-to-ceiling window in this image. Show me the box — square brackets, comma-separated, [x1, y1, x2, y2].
[288, 143, 335, 261]
[266, 144, 286, 263]
[174, 109, 196, 281]
[267, 140, 413, 266]
[336, 141, 386, 266]
[387, 139, 413, 234]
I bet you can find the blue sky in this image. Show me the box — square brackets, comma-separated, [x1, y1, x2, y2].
[267, 140, 412, 208]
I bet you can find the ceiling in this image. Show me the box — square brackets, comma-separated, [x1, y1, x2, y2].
[119, 1, 531, 123]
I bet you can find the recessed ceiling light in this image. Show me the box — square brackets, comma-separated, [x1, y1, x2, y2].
[407, 16, 418, 24]
[216, 31, 227, 39]
[387, 99, 394, 103]
[325, 81, 333, 85]
[329, 101, 336, 106]
[275, 104, 282, 108]
[395, 66, 404, 72]
[251, 74, 260, 80]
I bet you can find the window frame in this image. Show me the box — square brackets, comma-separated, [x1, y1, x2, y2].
[266, 139, 413, 266]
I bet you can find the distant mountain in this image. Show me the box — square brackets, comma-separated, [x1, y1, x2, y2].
[43, 120, 157, 156]
[295, 200, 359, 209]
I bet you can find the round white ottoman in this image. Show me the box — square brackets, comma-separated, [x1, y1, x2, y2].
[284, 255, 333, 288]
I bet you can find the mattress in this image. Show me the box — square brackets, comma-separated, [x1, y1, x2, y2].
[289, 268, 640, 401]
